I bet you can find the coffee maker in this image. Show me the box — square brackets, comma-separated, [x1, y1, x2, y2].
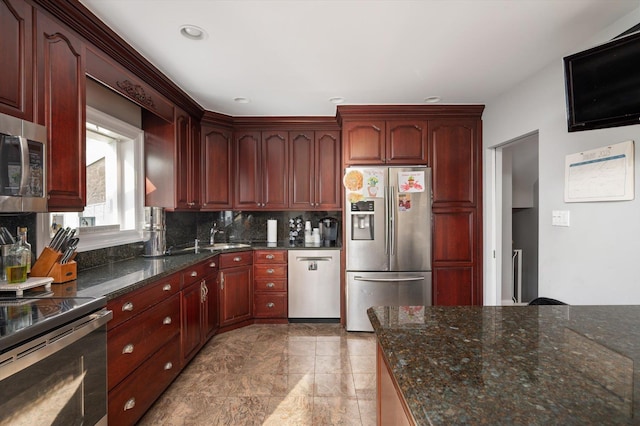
[319, 217, 339, 247]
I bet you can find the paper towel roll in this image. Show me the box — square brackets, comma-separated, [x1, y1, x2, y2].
[267, 220, 277, 243]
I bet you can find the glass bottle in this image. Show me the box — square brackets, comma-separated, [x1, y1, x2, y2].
[18, 227, 32, 274]
[5, 228, 30, 283]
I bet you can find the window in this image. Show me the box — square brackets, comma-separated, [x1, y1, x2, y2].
[40, 107, 144, 251]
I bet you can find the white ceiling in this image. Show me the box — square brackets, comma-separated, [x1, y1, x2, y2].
[79, 0, 639, 117]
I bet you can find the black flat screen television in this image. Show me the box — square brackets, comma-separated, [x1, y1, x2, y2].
[564, 30, 640, 132]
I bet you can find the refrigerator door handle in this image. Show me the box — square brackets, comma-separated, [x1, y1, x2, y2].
[389, 185, 395, 256]
[384, 185, 389, 255]
[353, 276, 425, 282]
[296, 257, 332, 261]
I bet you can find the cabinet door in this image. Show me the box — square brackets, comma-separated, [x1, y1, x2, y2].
[343, 121, 385, 164]
[204, 274, 219, 340]
[0, 0, 33, 120]
[433, 268, 474, 306]
[430, 119, 479, 205]
[36, 10, 86, 211]
[201, 125, 233, 210]
[289, 131, 314, 209]
[261, 131, 288, 209]
[315, 130, 341, 209]
[181, 280, 203, 363]
[386, 120, 428, 165]
[234, 131, 261, 209]
[175, 110, 200, 210]
[219, 266, 252, 327]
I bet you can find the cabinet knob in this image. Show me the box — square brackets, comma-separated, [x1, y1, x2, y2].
[266, 254, 274, 260]
[266, 282, 275, 288]
[122, 344, 134, 354]
[162, 283, 172, 291]
[209, 262, 216, 268]
[164, 362, 173, 371]
[266, 302, 275, 308]
[124, 398, 136, 411]
[191, 271, 198, 277]
[122, 302, 134, 312]
[163, 316, 172, 325]
[266, 268, 274, 274]
[233, 256, 241, 262]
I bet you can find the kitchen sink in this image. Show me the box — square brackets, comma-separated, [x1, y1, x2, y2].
[164, 242, 251, 256]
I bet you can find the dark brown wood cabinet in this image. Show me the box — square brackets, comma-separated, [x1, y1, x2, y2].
[253, 249, 288, 320]
[106, 273, 181, 426]
[218, 251, 253, 329]
[430, 118, 483, 306]
[377, 343, 414, 426]
[234, 130, 288, 210]
[180, 257, 219, 365]
[342, 119, 427, 165]
[35, 9, 86, 211]
[0, 0, 33, 120]
[175, 108, 200, 210]
[289, 130, 341, 210]
[201, 123, 233, 210]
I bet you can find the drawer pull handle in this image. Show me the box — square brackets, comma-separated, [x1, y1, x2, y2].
[209, 262, 216, 268]
[164, 362, 173, 370]
[124, 398, 136, 411]
[122, 302, 134, 312]
[266, 302, 275, 308]
[266, 254, 274, 260]
[122, 344, 134, 354]
[266, 282, 275, 288]
[220, 272, 224, 290]
[163, 316, 172, 325]
[266, 269, 274, 274]
[233, 256, 241, 262]
[191, 271, 198, 277]
[163, 283, 172, 291]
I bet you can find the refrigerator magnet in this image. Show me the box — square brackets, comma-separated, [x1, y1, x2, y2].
[398, 171, 425, 193]
[398, 194, 411, 211]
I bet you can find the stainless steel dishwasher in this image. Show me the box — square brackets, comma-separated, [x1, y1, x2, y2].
[288, 249, 340, 320]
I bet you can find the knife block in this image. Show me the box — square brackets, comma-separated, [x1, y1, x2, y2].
[30, 247, 78, 283]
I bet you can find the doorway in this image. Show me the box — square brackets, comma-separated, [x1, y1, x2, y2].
[495, 132, 539, 305]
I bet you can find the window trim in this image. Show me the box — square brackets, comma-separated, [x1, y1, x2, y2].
[37, 107, 145, 253]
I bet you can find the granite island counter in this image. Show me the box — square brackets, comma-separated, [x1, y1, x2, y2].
[368, 305, 640, 425]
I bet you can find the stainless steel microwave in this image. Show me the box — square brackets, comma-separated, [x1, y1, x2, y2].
[0, 113, 47, 212]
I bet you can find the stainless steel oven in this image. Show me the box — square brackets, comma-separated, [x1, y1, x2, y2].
[0, 296, 112, 425]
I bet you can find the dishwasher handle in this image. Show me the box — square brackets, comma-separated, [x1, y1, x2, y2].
[296, 257, 333, 262]
[353, 276, 424, 282]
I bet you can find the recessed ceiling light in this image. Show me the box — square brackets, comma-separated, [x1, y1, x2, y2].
[329, 97, 345, 104]
[423, 96, 441, 103]
[179, 25, 207, 40]
[233, 97, 250, 104]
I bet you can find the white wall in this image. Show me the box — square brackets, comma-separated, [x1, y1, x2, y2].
[483, 7, 640, 305]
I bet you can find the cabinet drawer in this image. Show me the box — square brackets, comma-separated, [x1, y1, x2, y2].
[108, 336, 181, 426]
[254, 250, 287, 264]
[254, 278, 287, 292]
[254, 293, 287, 318]
[182, 257, 219, 286]
[107, 273, 180, 330]
[254, 264, 287, 278]
[219, 251, 252, 268]
[108, 293, 180, 390]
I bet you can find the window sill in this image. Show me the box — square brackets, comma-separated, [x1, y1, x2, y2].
[75, 229, 142, 252]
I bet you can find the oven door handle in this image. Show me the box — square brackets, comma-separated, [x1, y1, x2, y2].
[0, 309, 113, 382]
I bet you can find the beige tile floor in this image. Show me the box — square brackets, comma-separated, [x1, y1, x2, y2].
[139, 323, 377, 426]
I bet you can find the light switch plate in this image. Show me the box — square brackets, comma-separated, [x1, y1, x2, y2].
[552, 210, 570, 227]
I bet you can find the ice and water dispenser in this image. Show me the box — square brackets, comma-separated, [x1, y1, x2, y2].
[350, 201, 374, 240]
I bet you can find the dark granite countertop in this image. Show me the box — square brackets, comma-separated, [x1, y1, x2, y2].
[368, 305, 640, 425]
[75, 242, 340, 300]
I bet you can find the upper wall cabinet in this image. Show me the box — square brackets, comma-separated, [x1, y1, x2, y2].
[234, 130, 288, 210]
[0, 0, 33, 120]
[35, 10, 86, 212]
[342, 119, 428, 165]
[289, 130, 341, 210]
[175, 108, 200, 210]
[201, 123, 233, 210]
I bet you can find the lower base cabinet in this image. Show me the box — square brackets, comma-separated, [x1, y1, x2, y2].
[377, 343, 415, 426]
[218, 251, 253, 329]
[108, 336, 181, 425]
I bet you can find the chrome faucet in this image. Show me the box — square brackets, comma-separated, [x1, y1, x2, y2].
[210, 222, 224, 245]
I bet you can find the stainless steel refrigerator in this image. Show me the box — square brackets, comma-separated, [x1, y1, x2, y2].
[345, 166, 432, 331]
